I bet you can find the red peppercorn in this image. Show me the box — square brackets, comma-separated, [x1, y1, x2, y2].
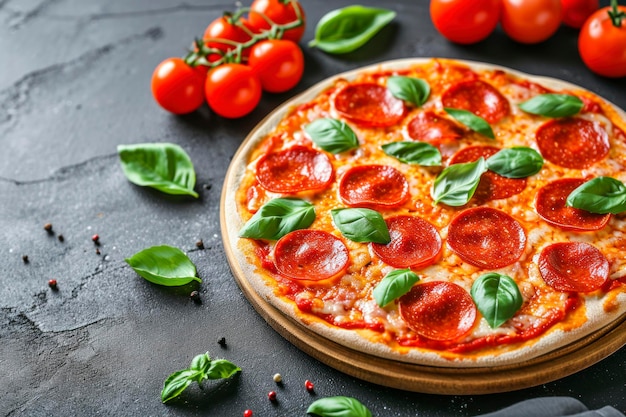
[305, 379, 314, 391]
[268, 391, 277, 401]
[92, 234, 100, 244]
[243, 410, 253, 417]
[48, 279, 58, 290]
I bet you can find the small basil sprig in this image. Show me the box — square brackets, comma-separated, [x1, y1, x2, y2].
[387, 76, 430, 107]
[307, 396, 372, 417]
[309, 6, 396, 54]
[471, 273, 523, 329]
[444, 108, 495, 139]
[382, 141, 442, 166]
[331, 208, 390, 244]
[518, 94, 583, 118]
[373, 269, 420, 307]
[566, 176, 626, 214]
[304, 118, 359, 154]
[125, 245, 200, 286]
[161, 352, 240, 403]
[486, 147, 544, 178]
[240, 198, 315, 240]
[118, 143, 198, 197]
[431, 158, 488, 206]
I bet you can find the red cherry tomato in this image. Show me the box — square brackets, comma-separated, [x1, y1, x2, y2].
[561, 0, 600, 28]
[501, 0, 562, 44]
[579, 5, 626, 78]
[429, 0, 501, 44]
[151, 57, 206, 114]
[205, 63, 262, 118]
[247, 0, 306, 43]
[203, 15, 252, 54]
[248, 40, 304, 93]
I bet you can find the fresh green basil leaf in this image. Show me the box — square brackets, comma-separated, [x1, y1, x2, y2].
[307, 396, 373, 417]
[239, 198, 315, 240]
[189, 352, 211, 376]
[118, 143, 198, 197]
[331, 208, 390, 244]
[471, 273, 523, 329]
[161, 369, 202, 403]
[373, 269, 420, 307]
[566, 176, 626, 214]
[309, 6, 396, 54]
[125, 245, 200, 286]
[518, 94, 583, 118]
[205, 359, 241, 380]
[387, 76, 430, 107]
[304, 118, 359, 154]
[486, 147, 544, 178]
[382, 141, 442, 166]
[444, 108, 494, 139]
[431, 158, 488, 206]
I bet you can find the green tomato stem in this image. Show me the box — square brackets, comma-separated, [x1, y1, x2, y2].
[608, 0, 625, 27]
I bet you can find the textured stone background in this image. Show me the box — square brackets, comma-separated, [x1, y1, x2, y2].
[1, 0, 625, 416]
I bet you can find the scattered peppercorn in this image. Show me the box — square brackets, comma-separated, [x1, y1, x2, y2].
[22, 255, 29, 263]
[190, 290, 201, 304]
[57, 234, 64, 242]
[218, 337, 227, 348]
[305, 379, 314, 392]
[44, 223, 53, 233]
[95, 248, 101, 255]
[268, 391, 277, 402]
[91, 234, 100, 245]
[195, 239, 204, 249]
[203, 183, 212, 190]
[48, 279, 58, 290]
[243, 410, 253, 417]
[272, 373, 282, 383]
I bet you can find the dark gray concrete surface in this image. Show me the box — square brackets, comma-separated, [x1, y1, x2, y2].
[1, 1, 625, 416]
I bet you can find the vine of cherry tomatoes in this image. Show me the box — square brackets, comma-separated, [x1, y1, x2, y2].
[429, 0, 626, 78]
[151, 0, 306, 117]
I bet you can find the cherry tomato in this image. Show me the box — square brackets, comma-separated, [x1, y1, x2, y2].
[151, 57, 205, 114]
[205, 64, 262, 118]
[579, 5, 626, 78]
[247, 0, 306, 43]
[203, 15, 252, 54]
[501, 0, 562, 44]
[429, 0, 501, 44]
[248, 40, 304, 93]
[561, 0, 600, 28]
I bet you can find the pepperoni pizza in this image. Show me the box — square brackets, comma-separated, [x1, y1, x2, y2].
[222, 58, 626, 367]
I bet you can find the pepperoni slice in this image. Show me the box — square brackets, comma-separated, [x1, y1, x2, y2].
[334, 83, 406, 127]
[535, 118, 609, 169]
[441, 80, 510, 124]
[339, 165, 409, 209]
[274, 230, 349, 282]
[448, 207, 526, 269]
[449, 145, 526, 201]
[371, 216, 442, 269]
[406, 111, 464, 145]
[535, 178, 611, 231]
[538, 242, 609, 292]
[256, 145, 334, 193]
[398, 281, 477, 341]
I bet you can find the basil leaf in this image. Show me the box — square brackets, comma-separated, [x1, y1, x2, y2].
[471, 273, 523, 329]
[161, 369, 201, 403]
[444, 108, 494, 139]
[518, 94, 583, 118]
[307, 396, 372, 417]
[125, 245, 200, 286]
[309, 6, 396, 54]
[431, 158, 488, 206]
[382, 141, 442, 166]
[118, 143, 198, 197]
[486, 147, 544, 178]
[239, 198, 315, 240]
[331, 208, 390, 244]
[304, 118, 359, 154]
[189, 352, 211, 376]
[206, 359, 242, 380]
[387, 76, 430, 107]
[566, 176, 626, 214]
[373, 269, 419, 307]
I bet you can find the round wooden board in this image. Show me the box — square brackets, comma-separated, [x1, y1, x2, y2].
[220, 58, 626, 395]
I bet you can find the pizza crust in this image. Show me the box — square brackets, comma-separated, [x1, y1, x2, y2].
[221, 58, 626, 368]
